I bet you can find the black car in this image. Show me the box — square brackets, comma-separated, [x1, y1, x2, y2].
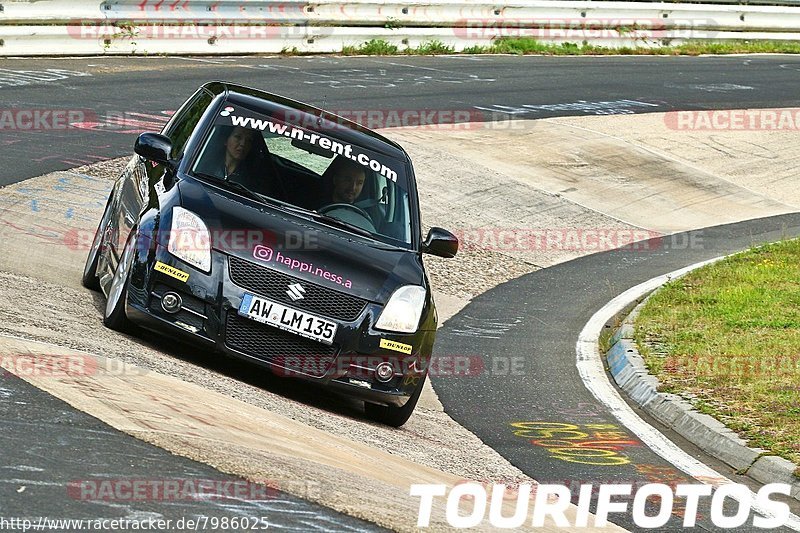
[82, 82, 458, 426]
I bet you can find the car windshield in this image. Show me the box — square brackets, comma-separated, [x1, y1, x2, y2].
[190, 102, 414, 248]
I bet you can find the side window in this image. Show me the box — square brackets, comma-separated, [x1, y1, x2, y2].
[163, 90, 214, 159]
[375, 174, 389, 208]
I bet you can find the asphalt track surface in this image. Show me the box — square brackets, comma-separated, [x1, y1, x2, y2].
[2, 55, 800, 531]
[0, 371, 381, 532]
[433, 216, 800, 532]
[2, 54, 800, 185]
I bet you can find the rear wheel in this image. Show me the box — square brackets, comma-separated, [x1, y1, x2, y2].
[82, 192, 114, 291]
[364, 374, 426, 427]
[103, 230, 136, 332]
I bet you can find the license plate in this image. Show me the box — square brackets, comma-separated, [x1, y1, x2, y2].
[238, 294, 338, 345]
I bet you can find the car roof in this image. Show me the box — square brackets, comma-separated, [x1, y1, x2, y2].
[201, 81, 409, 162]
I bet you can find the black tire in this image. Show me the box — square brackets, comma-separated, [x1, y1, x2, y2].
[103, 230, 136, 332]
[364, 374, 426, 427]
[82, 192, 114, 291]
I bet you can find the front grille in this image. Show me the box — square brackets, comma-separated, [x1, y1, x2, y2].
[228, 255, 367, 321]
[225, 314, 337, 377]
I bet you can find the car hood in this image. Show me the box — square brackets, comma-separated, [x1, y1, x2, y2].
[177, 179, 425, 304]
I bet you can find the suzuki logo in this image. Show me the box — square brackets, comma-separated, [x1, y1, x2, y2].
[286, 283, 306, 301]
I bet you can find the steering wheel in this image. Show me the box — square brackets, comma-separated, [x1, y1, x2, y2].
[318, 203, 372, 220]
[318, 203, 376, 232]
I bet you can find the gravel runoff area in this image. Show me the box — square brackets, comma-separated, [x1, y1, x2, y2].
[3, 112, 798, 527]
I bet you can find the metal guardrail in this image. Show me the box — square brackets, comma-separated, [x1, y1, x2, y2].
[4, 0, 800, 22]
[1, 0, 799, 55]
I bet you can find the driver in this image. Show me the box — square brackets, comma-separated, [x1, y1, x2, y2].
[328, 158, 366, 204]
[317, 157, 379, 231]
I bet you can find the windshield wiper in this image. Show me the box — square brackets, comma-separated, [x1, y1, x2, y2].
[263, 200, 378, 240]
[270, 200, 318, 220]
[222, 180, 270, 204]
[311, 213, 375, 238]
[313, 213, 411, 249]
[193, 172, 288, 209]
[305, 211, 410, 248]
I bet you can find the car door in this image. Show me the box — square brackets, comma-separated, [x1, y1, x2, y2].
[110, 88, 214, 267]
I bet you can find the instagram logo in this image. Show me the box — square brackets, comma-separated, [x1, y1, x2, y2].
[253, 245, 273, 262]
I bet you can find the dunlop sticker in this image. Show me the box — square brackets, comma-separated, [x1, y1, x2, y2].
[379, 339, 412, 354]
[154, 261, 190, 283]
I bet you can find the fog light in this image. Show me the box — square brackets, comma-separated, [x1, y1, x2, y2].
[161, 292, 182, 314]
[375, 362, 394, 382]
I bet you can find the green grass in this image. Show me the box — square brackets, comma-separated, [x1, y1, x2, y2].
[330, 38, 800, 57]
[342, 39, 454, 56]
[634, 239, 800, 465]
[411, 40, 455, 55]
[670, 40, 800, 55]
[484, 38, 800, 56]
[342, 39, 399, 56]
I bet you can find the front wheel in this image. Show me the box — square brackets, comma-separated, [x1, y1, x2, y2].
[364, 374, 426, 427]
[82, 191, 115, 291]
[103, 229, 136, 332]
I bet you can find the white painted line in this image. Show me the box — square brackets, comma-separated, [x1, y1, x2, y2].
[367, 59, 496, 82]
[576, 255, 800, 531]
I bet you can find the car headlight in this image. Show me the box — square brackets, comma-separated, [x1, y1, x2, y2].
[375, 285, 426, 333]
[167, 207, 211, 273]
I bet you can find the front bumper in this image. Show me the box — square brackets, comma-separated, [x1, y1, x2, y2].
[125, 241, 434, 408]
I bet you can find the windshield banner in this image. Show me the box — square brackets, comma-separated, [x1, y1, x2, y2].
[214, 104, 399, 182]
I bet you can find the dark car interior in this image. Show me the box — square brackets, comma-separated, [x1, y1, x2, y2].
[273, 152, 385, 235]
[191, 123, 410, 245]
[193, 125, 288, 201]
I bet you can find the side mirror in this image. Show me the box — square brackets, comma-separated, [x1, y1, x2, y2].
[134, 132, 173, 166]
[422, 227, 459, 258]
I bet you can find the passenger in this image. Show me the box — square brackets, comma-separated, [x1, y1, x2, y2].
[203, 125, 285, 199]
[221, 126, 257, 181]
